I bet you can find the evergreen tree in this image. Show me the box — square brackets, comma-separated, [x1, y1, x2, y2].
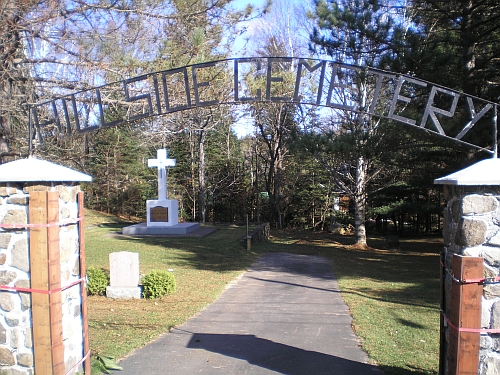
[85, 126, 154, 218]
[409, 0, 500, 101]
[308, 0, 401, 246]
[0, 0, 253, 162]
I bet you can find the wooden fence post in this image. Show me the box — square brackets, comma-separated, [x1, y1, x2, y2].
[29, 191, 65, 374]
[29, 191, 90, 374]
[78, 192, 91, 374]
[448, 254, 483, 375]
[48, 191, 65, 375]
[439, 252, 446, 375]
[29, 191, 53, 375]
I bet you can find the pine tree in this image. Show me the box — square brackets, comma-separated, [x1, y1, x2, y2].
[308, 0, 401, 246]
[409, 0, 500, 101]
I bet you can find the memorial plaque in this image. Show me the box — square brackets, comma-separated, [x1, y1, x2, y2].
[150, 206, 168, 222]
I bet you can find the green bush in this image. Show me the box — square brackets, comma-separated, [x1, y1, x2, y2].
[86, 267, 109, 296]
[142, 270, 176, 299]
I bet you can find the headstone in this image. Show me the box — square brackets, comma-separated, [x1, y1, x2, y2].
[109, 252, 139, 287]
[106, 252, 141, 299]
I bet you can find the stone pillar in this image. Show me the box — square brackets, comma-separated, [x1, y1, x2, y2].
[0, 183, 32, 373]
[0, 158, 92, 375]
[435, 158, 500, 375]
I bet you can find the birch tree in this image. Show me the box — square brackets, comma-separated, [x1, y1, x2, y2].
[309, 0, 403, 246]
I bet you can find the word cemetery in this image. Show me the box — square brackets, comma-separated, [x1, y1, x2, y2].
[30, 57, 498, 153]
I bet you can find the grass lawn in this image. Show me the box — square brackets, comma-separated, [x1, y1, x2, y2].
[85, 210, 441, 375]
[84, 210, 261, 373]
[261, 232, 441, 375]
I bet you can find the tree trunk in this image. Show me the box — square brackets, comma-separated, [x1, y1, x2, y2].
[274, 164, 283, 229]
[189, 130, 196, 221]
[0, 1, 20, 160]
[197, 130, 206, 223]
[460, 0, 476, 95]
[255, 142, 260, 223]
[354, 156, 367, 246]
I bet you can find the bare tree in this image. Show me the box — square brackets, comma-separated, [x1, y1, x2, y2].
[0, 0, 253, 162]
[239, 0, 316, 228]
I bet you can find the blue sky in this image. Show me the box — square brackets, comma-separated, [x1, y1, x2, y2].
[229, 0, 313, 137]
[230, 0, 269, 56]
[229, 0, 268, 137]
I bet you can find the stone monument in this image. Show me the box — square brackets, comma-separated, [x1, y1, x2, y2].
[146, 149, 178, 227]
[106, 252, 141, 299]
[122, 149, 199, 235]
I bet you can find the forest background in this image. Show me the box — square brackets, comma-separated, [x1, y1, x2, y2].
[1, 0, 500, 246]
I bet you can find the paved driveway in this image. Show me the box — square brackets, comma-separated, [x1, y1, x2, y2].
[115, 252, 383, 374]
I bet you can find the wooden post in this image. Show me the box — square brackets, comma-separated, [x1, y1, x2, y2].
[48, 191, 65, 375]
[439, 252, 446, 375]
[78, 192, 91, 374]
[30, 191, 53, 375]
[448, 254, 483, 375]
[30, 191, 65, 375]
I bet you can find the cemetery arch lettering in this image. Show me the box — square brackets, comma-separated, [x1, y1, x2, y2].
[29, 57, 498, 156]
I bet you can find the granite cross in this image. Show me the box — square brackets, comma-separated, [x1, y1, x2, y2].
[148, 149, 176, 201]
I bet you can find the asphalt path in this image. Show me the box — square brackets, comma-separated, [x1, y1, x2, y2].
[114, 252, 383, 374]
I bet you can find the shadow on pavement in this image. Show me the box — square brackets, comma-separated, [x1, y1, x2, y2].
[187, 332, 382, 375]
[247, 276, 341, 293]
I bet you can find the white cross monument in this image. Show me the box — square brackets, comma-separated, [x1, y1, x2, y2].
[122, 148, 200, 235]
[148, 149, 176, 201]
[146, 149, 179, 227]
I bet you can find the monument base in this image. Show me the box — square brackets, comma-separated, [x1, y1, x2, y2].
[147, 199, 178, 226]
[122, 222, 200, 236]
[106, 286, 142, 299]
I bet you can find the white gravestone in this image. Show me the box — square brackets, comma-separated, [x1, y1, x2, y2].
[146, 149, 179, 227]
[106, 252, 141, 299]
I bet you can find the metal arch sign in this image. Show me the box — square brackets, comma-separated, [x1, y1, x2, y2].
[30, 57, 498, 155]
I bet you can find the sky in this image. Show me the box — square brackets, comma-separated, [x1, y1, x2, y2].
[229, 0, 312, 137]
[229, 0, 312, 56]
[228, 0, 267, 137]
[230, 0, 269, 57]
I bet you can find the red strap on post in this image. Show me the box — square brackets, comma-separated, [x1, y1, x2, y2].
[462, 276, 500, 284]
[0, 277, 86, 295]
[65, 349, 91, 375]
[441, 259, 500, 284]
[441, 310, 500, 334]
[0, 217, 82, 229]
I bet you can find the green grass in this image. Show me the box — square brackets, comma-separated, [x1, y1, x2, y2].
[84, 210, 261, 373]
[261, 232, 441, 375]
[329, 243, 440, 375]
[84, 210, 440, 375]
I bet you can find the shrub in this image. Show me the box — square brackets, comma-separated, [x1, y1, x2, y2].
[86, 267, 109, 296]
[142, 270, 176, 299]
